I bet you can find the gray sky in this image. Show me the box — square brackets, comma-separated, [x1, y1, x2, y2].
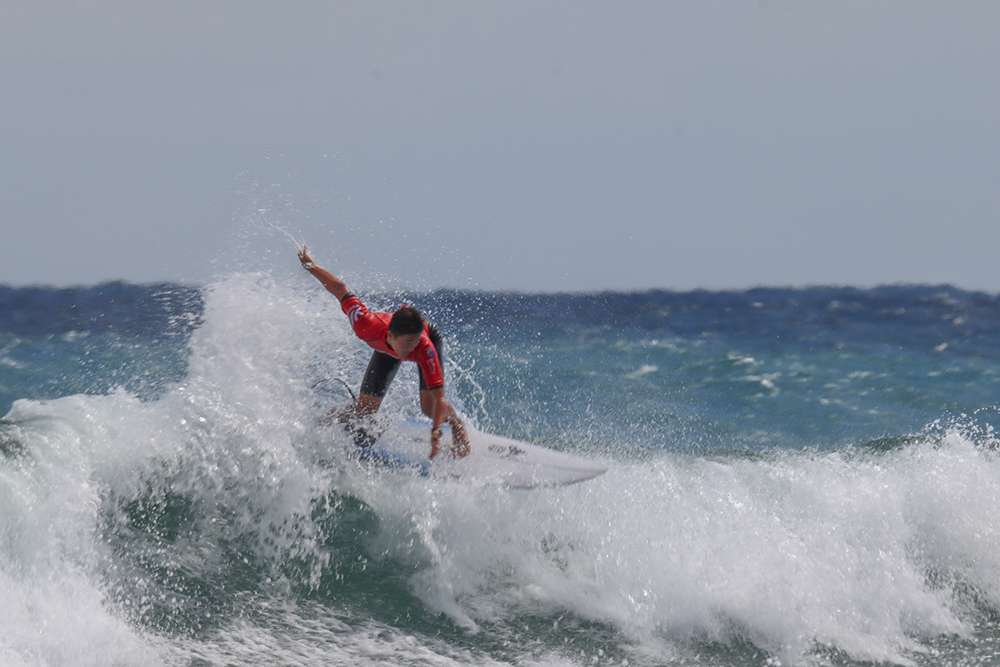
[2, 1, 998, 292]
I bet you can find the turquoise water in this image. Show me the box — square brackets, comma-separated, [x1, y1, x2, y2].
[3, 277, 1000, 666]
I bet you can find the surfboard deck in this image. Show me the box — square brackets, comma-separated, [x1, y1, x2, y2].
[348, 419, 607, 488]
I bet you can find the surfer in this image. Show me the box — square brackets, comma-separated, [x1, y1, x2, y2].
[298, 246, 470, 459]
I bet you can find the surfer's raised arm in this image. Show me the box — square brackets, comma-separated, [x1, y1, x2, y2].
[298, 246, 351, 302]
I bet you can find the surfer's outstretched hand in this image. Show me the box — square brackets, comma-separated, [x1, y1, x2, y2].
[298, 245, 316, 269]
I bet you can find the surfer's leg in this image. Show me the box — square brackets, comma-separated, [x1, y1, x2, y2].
[339, 394, 383, 447]
[333, 392, 381, 421]
[338, 351, 400, 446]
[351, 392, 382, 415]
[359, 351, 401, 402]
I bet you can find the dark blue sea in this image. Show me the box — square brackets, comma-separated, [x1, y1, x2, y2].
[4, 277, 1000, 666]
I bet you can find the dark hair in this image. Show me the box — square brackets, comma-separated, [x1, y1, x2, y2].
[388, 306, 424, 336]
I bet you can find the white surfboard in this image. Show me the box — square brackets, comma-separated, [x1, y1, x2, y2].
[350, 420, 607, 488]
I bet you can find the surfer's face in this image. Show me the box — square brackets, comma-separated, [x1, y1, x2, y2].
[387, 332, 421, 357]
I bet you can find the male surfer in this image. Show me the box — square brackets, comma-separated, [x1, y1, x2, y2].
[298, 246, 470, 459]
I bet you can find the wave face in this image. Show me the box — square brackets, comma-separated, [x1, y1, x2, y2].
[3, 278, 1000, 666]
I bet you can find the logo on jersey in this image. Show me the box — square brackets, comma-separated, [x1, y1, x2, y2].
[347, 304, 363, 325]
[426, 349, 436, 358]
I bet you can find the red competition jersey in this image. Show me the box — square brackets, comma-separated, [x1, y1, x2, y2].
[340, 295, 445, 390]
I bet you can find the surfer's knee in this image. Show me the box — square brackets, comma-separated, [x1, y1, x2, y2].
[353, 393, 382, 416]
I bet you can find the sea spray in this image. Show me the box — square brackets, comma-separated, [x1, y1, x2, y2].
[4, 278, 1000, 665]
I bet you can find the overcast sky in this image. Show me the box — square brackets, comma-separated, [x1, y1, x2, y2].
[2, 2, 997, 293]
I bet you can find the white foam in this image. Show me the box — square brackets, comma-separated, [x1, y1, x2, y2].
[339, 431, 1000, 665]
[0, 394, 171, 666]
[625, 364, 658, 379]
[5, 275, 1000, 666]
